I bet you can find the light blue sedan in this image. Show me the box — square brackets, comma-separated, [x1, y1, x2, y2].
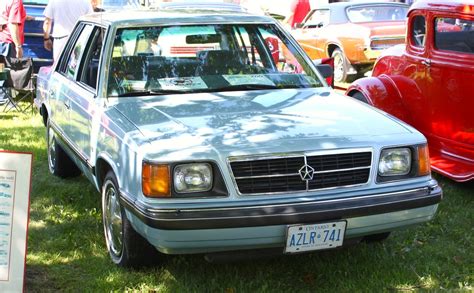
[35, 3, 442, 267]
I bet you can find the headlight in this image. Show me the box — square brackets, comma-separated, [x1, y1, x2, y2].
[174, 163, 213, 193]
[378, 148, 411, 176]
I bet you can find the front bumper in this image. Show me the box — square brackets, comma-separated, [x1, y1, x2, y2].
[363, 47, 382, 61]
[122, 183, 441, 254]
[120, 184, 442, 231]
[127, 204, 438, 254]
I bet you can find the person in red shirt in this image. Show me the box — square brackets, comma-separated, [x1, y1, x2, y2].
[0, 0, 26, 60]
[284, 0, 311, 29]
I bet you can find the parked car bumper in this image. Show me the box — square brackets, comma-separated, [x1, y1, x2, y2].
[121, 183, 442, 254]
[363, 47, 382, 61]
[24, 5, 54, 72]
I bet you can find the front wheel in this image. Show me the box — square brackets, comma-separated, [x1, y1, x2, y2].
[332, 48, 350, 83]
[102, 171, 160, 267]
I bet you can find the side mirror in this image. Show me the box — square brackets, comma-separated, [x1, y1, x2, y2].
[316, 64, 333, 79]
[294, 22, 304, 29]
[313, 58, 334, 87]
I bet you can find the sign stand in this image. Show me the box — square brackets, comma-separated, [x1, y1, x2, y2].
[0, 151, 33, 292]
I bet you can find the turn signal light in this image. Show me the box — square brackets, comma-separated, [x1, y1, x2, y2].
[142, 163, 171, 197]
[417, 145, 431, 176]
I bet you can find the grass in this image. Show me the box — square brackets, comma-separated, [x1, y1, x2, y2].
[1, 111, 473, 292]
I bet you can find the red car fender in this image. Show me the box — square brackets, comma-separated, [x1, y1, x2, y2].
[346, 75, 418, 125]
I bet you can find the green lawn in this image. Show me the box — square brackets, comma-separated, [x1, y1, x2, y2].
[1, 112, 472, 292]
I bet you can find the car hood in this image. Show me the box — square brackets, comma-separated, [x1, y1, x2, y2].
[111, 88, 414, 158]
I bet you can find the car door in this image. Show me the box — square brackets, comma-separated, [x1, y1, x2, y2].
[427, 13, 474, 153]
[401, 13, 432, 135]
[68, 25, 107, 175]
[294, 9, 330, 60]
[49, 23, 94, 167]
[48, 24, 88, 144]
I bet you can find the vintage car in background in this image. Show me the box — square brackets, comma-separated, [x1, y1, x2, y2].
[292, 1, 408, 83]
[35, 3, 441, 267]
[24, 0, 53, 71]
[347, 0, 474, 182]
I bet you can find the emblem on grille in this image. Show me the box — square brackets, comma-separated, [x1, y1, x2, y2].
[298, 164, 315, 181]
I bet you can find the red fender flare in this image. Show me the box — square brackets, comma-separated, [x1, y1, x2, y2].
[346, 75, 414, 125]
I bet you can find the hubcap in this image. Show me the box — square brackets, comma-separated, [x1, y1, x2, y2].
[104, 180, 123, 257]
[48, 127, 56, 173]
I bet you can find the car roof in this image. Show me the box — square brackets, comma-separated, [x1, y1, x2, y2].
[409, 0, 474, 15]
[309, 1, 408, 25]
[81, 7, 273, 27]
[324, 0, 409, 9]
[155, 1, 247, 12]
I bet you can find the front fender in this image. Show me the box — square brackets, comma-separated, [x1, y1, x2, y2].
[94, 152, 122, 193]
[346, 75, 413, 125]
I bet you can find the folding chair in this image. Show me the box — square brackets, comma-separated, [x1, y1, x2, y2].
[0, 69, 11, 108]
[2, 57, 35, 114]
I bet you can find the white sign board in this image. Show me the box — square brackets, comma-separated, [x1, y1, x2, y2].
[0, 151, 32, 292]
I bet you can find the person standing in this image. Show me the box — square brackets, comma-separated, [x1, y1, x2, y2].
[43, 0, 93, 61]
[0, 0, 26, 105]
[284, 0, 311, 29]
[0, 0, 26, 60]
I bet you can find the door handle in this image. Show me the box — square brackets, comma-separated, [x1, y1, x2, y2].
[63, 100, 70, 109]
[422, 59, 431, 67]
[49, 89, 55, 97]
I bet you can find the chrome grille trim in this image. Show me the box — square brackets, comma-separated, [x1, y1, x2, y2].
[228, 148, 373, 195]
[234, 173, 300, 180]
[230, 160, 371, 178]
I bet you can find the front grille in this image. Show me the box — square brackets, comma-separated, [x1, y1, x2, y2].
[230, 151, 372, 195]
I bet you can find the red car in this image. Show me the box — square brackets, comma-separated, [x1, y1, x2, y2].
[347, 0, 474, 182]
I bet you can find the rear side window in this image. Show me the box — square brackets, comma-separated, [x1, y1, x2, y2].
[58, 24, 94, 79]
[435, 17, 474, 54]
[411, 15, 426, 47]
[304, 10, 330, 28]
[347, 5, 408, 23]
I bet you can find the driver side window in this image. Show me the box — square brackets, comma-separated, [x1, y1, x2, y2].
[411, 15, 426, 48]
[79, 26, 106, 90]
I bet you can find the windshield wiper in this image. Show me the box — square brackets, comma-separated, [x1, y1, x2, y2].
[214, 84, 279, 92]
[114, 91, 156, 97]
[114, 89, 188, 97]
[148, 89, 189, 95]
[114, 84, 280, 97]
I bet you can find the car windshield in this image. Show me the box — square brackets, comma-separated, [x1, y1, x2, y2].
[108, 23, 323, 96]
[346, 5, 408, 23]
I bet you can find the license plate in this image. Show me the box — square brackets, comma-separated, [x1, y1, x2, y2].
[284, 221, 346, 253]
